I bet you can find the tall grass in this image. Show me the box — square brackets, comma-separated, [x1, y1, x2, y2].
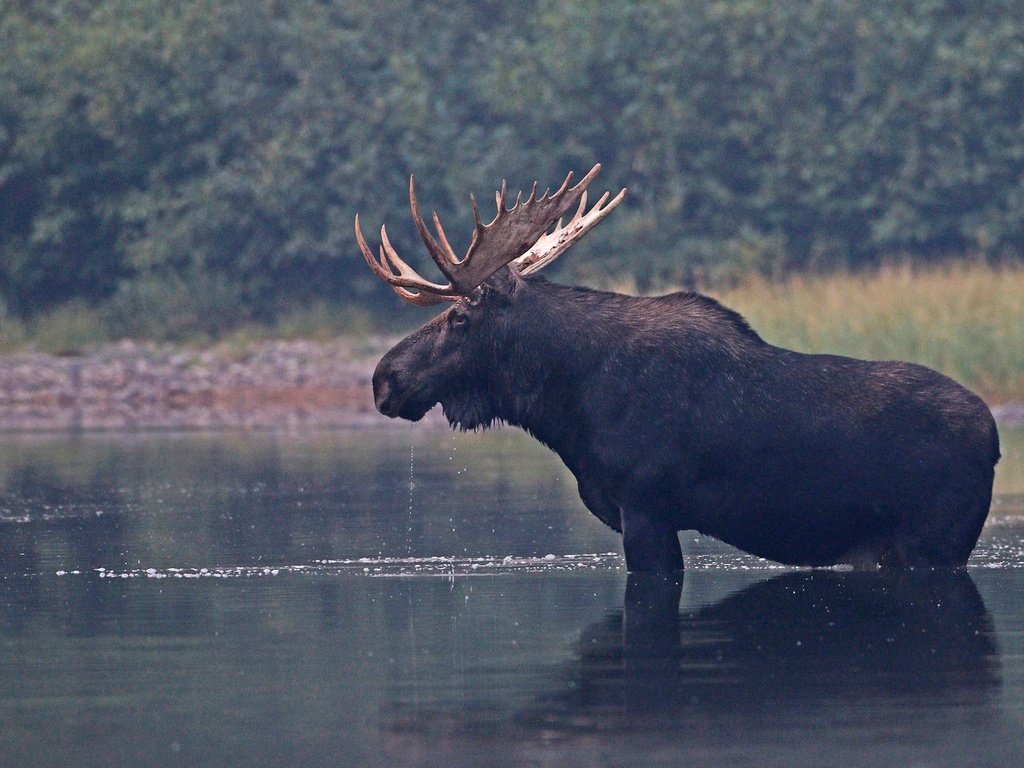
[712, 262, 1024, 402]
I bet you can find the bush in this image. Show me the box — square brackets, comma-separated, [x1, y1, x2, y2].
[103, 271, 249, 342]
[30, 301, 109, 355]
[0, 301, 27, 353]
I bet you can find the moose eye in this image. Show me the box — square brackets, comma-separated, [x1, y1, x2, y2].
[451, 313, 468, 327]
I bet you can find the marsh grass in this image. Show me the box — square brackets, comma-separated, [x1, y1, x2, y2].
[712, 262, 1024, 402]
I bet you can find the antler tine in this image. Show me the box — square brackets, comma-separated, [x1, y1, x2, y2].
[381, 227, 461, 305]
[390, 284, 457, 307]
[430, 212, 458, 267]
[470, 193, 484, 230]
[566, 164, 602, 199]
[354, 214, 458, 306]
[408, 176, 460, 281]
[495, 180, 508, 219]
[547, 170, 574, 201]
[512, 183, 627, 276]
[379, 227, 441, 288]
[354, 214, 394, 284]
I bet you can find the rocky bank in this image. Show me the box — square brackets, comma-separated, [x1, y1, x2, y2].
[0, 340, 386, 432]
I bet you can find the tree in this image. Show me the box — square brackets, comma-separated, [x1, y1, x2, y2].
[1, 0, 1022, 337]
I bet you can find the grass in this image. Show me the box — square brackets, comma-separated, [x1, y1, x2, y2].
[0, 300, 385, 356]
[710, 262, 1024, 404]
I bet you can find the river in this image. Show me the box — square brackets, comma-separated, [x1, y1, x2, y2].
[0, 425, 1022, 767]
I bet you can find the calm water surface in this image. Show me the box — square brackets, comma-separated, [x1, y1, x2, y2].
[1, 425, 1023, 767]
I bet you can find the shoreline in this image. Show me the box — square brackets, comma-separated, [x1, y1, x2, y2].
[0, 339, 384, 432]
[0, 340, 1021, 432]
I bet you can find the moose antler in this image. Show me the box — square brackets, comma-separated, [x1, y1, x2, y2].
[355, 164, 626, 306]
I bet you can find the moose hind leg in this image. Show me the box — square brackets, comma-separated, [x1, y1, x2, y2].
[894, 475, 995, 567]
[621, 508, 684, 573]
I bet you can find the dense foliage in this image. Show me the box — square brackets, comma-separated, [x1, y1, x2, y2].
[2, 0, 1023, 336]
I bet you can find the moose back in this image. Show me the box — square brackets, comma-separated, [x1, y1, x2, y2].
[356, 166, 1000, 573]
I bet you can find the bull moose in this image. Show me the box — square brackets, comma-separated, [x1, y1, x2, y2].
[356, 165, 1000, 573]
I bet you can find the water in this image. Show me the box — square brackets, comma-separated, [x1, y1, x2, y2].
[0, 425, 1022, 767]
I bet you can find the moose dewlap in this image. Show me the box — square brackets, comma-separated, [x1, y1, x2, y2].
[356, 165, 1000, 573]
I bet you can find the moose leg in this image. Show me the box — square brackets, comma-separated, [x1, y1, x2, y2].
[620, 508, 684, 573]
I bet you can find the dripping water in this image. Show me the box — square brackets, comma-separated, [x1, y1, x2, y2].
[407, 442, 420, 710]
[407, 443, 415, 556]
[449, 433, 459, 543]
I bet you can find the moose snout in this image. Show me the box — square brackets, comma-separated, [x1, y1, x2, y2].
[372, 357, 435, 422]
[372, 366, 401, 418]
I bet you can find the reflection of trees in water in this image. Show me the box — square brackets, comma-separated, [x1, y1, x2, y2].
[0, 458, 132, 634]
[0, 434, 491, 641]
[200, 438, 586, 565]
[0, 430, 600, 585]
[384, 571, 1007, 764]
[0, 453, 132, 563]
[0, 530, 40, 633]
[203, 445, 415, 564]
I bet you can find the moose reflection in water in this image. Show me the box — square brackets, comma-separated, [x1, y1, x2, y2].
[384, 571, 1003, 763]
[357, 165, 1000, 573]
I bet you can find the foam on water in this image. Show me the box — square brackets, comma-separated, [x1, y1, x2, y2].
[46, 550, 819, 580]
[0, 502, 118, 523]
[52, 553, 625, 580]
[45, 517, 1024, 579]
[49, 545, 1024, 579]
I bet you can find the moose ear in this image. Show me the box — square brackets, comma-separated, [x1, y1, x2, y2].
[481, 266, 523, 303]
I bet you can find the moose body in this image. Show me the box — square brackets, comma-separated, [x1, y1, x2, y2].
[358, 166, 1000, 572]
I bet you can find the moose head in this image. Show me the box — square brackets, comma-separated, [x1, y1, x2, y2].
[355, 165, 626, 430]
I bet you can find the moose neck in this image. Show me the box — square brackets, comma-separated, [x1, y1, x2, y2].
[488, 279, 621, 461]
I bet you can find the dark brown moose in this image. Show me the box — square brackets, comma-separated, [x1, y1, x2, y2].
[356, 165, 1000, 573]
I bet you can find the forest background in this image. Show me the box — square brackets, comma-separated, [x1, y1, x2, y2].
[1, 0, 1023, 397]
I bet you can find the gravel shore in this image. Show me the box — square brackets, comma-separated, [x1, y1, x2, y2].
[0, 339, 1020, 432]
[0, 339, 386, 432]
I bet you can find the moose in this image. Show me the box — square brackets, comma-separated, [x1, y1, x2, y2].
[356, 165, 1000, 573]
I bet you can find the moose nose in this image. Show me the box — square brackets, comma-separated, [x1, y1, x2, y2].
[372, 367, 400, 418]
[375, 383, 399, 418]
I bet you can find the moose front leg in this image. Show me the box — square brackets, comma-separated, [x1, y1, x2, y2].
[577, 476, 623, 532]
[577, 472, 683, 572]
[620, 507, 684, 573]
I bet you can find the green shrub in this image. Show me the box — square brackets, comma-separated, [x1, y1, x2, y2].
[103, 272, 249, 342]
[30, 301, 109, 355]
[0, 301, 27, 353]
